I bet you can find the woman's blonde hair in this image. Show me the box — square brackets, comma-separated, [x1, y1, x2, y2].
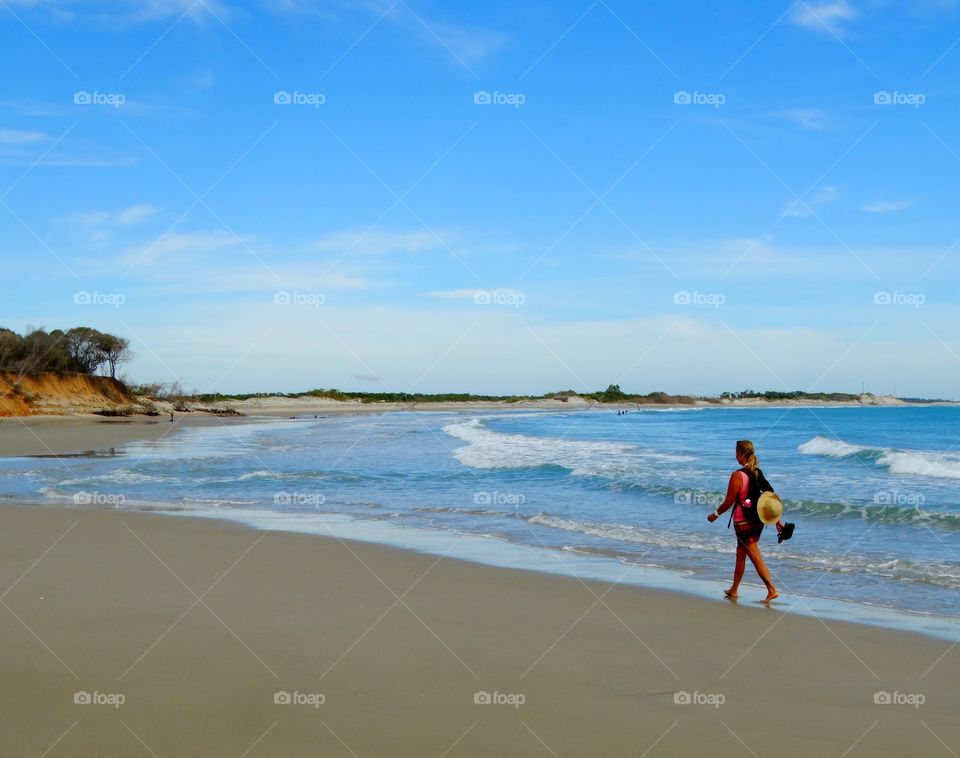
[736, 439, 759, 475]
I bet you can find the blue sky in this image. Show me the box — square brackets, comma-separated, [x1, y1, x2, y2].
[2, 0, 959, 397]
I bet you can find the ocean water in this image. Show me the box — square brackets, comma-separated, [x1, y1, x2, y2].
[2, 406, 959, 638]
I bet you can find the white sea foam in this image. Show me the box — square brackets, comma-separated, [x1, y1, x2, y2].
[443, 418, 693, 472]
[527, 513, 730, 554]
[181, 497, 258, 506]
[527, 512, 960, 589]
[61, 469, 173, 485]
[236, 469, 298, 481]
[797, 435, 866, 458]
[798, 435, 960, 480]
[877, 451, 960, 479]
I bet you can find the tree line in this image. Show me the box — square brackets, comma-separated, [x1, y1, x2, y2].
[0, 326, 131, 381]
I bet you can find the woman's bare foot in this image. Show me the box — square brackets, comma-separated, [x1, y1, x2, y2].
[724, 588, 738, 599]
[761, 589, 779, 604]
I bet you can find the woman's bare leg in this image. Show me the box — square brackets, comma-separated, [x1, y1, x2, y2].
[726, 544, 746, 598]
[744, 542, 779, 603]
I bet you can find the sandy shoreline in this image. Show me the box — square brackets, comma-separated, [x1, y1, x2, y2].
[1, 503, 956, 757]
[2, 398, 951, 458]
[0, 414, 248, 457]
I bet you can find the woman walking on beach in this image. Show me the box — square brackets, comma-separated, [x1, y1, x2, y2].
[707, 440, 780, 603]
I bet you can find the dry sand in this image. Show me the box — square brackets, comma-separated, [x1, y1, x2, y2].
[218, 395, 594, 416]
[0, 504, 956, 757]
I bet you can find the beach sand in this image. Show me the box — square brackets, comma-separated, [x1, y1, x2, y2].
[1, 503, 957, 757]
[0, 414, 247, 457]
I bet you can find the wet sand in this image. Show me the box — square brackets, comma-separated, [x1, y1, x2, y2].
[0, 504, 956, 757]
[0, 414, 245, 457]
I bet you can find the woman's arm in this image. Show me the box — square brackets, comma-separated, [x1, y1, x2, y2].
[707, 472, 742, 522]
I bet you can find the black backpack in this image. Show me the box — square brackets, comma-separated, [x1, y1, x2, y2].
[728, 466, 774, 529]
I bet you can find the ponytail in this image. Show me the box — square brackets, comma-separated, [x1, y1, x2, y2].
[736, 439, 759, 476]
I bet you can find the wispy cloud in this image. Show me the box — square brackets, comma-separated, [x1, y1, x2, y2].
[98, 227, 383, 291]
[426, 288, 483, 299]
[311, 228, 456, 256]
[783, 186, 839, 217]
[790, 1, 858, 35]
[2, 0, 230, 25]
[0, 128, 49, 144]
[274, 0, 508, 65]
[775, 107, 830, 130]
[0, 123, 138, 167]
[63, 204, 163, 246]
[67, 203, 162, 229]
[120, 228, 246, 266]
[185, 68, 216, 88]
[34, 154, 138, 167]
[426, 287, 525, 300]
[133, 263, 376, 295]
[0, 99, 66, 117]
[860, 199, 913, 213]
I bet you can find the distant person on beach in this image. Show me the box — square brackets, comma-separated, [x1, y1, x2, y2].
[707, 440, 781, 603]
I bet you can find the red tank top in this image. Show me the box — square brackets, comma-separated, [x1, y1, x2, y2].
[732, 471, 750, 521]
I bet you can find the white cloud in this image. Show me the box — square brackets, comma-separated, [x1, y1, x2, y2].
[62, 204, 162, 245]
[0, 118, 139, 166]
[33, 155, 138, 167]
[775, 108, 829, 130]
[427, 288, 483, 299]
[3, 0, 230, 24]
[186, 69, 216, 88]
[0, 128, 48, 144]
[69, 203, 161, 228]
[120, 229, 246, 266]
[0, 99, 65, 117]
[783, 186, 839, 218]
[311, 228, 455, 256]
[273, 0, 507, 64]
[421, 18, 509, 64]
[133, 263, 377, 295]
[110, 303, 960, 399]
[426, 287, 526, 300]
[116, 204, 162, 226]
[790, 1, 858, 34]
[860, 199, 913, 214]
[95, 227, 382, 292]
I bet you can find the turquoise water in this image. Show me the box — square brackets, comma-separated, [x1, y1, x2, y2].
[2, 406, 959, 636]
